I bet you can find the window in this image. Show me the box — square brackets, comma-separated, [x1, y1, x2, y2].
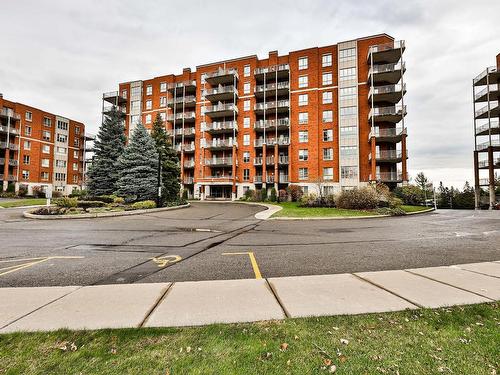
[322, 110, 333, 123]
[243, 134, 250, 146]
[323, 148, 333, 160]
[73, 175, 78, 183]
[75, 127, 80, 135]
[244, 100, 250, 111]
[56, 133, 67, 143]
[146, 100, 152, 110]
[74, 139, 80, 147]
[299, 168, 308, 180]
[340, 106, 356, 116]
[160, 82, 167, 92]
[323, 167, 334, 180]
[341, 166, 358, 179]
[243, 152, 250, 163]
[145, 114, 152, 124]
[340, 145, 357, 156]
[56, 160, 67, 168]
[298, 149, 309, 161]
[42, 145, 50, 154]
[243, 117, 250, 129]
[131, 115, 139, 125]
[322, 53, 332, 67]
[160, 97, 167, 107]
[55, 172, 66, 181]
[339, 67, 356, 81]
[323, 129, 333, 142]
[56, 146, 66, 155]
[339, 48, 356, 62]
[298, 112, 308, 125]
[340, 126, 357, 134]
[73, 162, 78, 171]
[298, 75, 308, 88]
[25, 111, 32, 121]
[160, 112, 166, 121]
[322, 91, 333, 104]
[244, 65, 250, 77]
[121, 89, 128, 98]
[131, 101, 140, 113]
[41, 171, 49, 180]
[243, 169, 250, 181]
[298, 57, 308, 70]
[339, 87, 356, 99]
[57, 120, 68, 130]
[322, 72, 332, 86]
[73, 150, 78, 158]
[243, 82, 250, 94]
[22, 170, 29, 180]
[298, 131, 308, 143]
[25, 126, 32, 136]
[23, 155, 30, 165]
[146, 85, 152, 95]
[131, 86, 141, 97]
[43, 117, 51, 127]
[24, 140, 31, 150]
[298, 94, 308, 106]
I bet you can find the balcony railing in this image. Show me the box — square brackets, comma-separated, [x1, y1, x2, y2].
[369, 127, 405, 139]
[266, 175, 275, 183]
[205, 139, 237, 149]
[183, 176, 194, 184]
[372, 172, 403, 182]
[369, 105, 407, 120]
[254, 157, 263, 165]
[254, 118, 290, 130]
[167, 112, 196, 121]
[255, 81, 290, 93]
[203, 103, 238, 114]
[0, 174, 17, 181]
[266, 156, 275, 165]
[175, 143, 196, 152]
[0, 108, 21, 120]
[254, 100, 289, 111]
[102, 91, 127, 104]
[203, 85, 238, 97]
[476, 120, 500, 135]
[474, 84, 499, 101]
[0, 125, 19, 135]
[183, 160, 195, 168]
[167, 81, 196, 90]
[0, 142, 19, 150]
[279, 155, 289, 164]
[369, 62, 405, 76]
[369, 83, 406, 97]
[254, 176, 263, 183]
[167, 95, 196, 106]
[475, 101, 499, 118]
[254, 64, 290, 75]
[477, 139, 500, 151]
[254, 137, 290, 147]
[174, 127, 196, 137]
[473, 66, 499, 86]
[205, 68, 238, 80]
[205, 157, 234, 166]
[201, 121, 238, 132]
[367, 40, 405, 58]
[371, 150, 405, 160]
[279, 175, 289, 183]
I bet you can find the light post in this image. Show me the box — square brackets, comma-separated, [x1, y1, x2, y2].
[156, 154, 162, 208]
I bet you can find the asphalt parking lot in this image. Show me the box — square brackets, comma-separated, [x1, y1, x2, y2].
[0, 202, 499, 287]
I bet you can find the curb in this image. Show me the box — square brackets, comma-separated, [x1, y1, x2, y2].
[405, 207, 435, 215]
[23, 203, 190, 220]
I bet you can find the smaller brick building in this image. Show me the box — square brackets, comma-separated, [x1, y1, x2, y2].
[0, 94, 88, 195]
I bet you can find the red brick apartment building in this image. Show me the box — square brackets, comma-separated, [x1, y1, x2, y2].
[473, 53, 500, 209]
[0, 95, 88, 195]
[103, 33, 408, 199]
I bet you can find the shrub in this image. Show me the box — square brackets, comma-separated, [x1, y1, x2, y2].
[182, 189, 189, 200]
[287, 185, 303, 202]
[130, 200, 156, 210]
[69, 189, 88, 198]
[32, 206, 65, 215]
[113, 196, 125, 204]
[269, 188, 277, 202]
[260, 189, 268, 202]
[77, 200, 106, 212]
[52, 190, 63, 198]
[335, 187, 378, 210]
[278, 189, 288, 202]
[299, 193, 319, 207]
[32, 186, 45, 198]
[394, 186, 425, 206]
[54, 197, 78, 208]
[6, 183, 15, 193]
[388, 196, 403, 208]
[17, 185, 28, 197]
[376, 207, 406, 216]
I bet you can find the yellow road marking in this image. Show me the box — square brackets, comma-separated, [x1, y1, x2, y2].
[151, 255, 182, 268]
[0, 256, 84, 277]
[222, 251, 262, 279]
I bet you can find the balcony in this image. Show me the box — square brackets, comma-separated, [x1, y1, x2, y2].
[0, 174, 17, 181]
[175, 143, 196, 153]
[254, 118, 290, 132]
[0, 108, 21, 122]
[201, 121, 238, 134]
[254, 100, 290, 115]
[203, 103, 238, 118]
[203, 85, 238, 102]
[369, 105, 407, 123]
[278, 174, 289, 183]
[475, 101, 500, 120]
[254, 175, 263, 183]
[254, 137, 290, 147]
[254, 157, 263, 166]
[369, 127, 406, 142]
[476, 120, 500, 136]
[478, 158, 500, 169]
[254, 64, 290, 81]
[174, 127, 196, 138]
[369, 150, 406, 163]
[0, 124, 19, 135]
[0, 142, 19, 150]
[254, 81, 290, 99]
[474, 84, 500, 103]
[167, 80, 196, 95]
[266, 156, 275, 165]
[479, 178, 500, 186]
[205, 139, 237, 150]
[183, 160, 195, 168]
[266, 175, 275, 183]
[102, 91, 127, 105]
[183, 176, 194, 184]
[367, 40, 405, 64]
[368, 62, 406, 85]
[205, 157, 234, 167]
[279, 155, 289, 164]
[477, 139, 500, 151]
[369, 83, 406, 105]
[198, 175, 234, 184]
[167, 111, 196, 123]
[167, 95, 196, 109]
[204, 68, 238, 86]
[473, 66, 500, 87]
[102, 105, 126, 117]
[371, 171, 404, 183]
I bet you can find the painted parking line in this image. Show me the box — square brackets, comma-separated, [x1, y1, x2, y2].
[151, 255, 182, 268]
[222, 252, 262, 279]
[0, 256, 84, 277]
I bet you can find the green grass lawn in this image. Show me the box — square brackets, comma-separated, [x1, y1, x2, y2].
[271, 202, 378, 218]
[0, 303, 498, 374]
[400, 205, 433, 213]
[0, 198, 47, 208]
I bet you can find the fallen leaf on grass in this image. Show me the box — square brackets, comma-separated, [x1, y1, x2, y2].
[280, 343, 289, 352]
[340, 338, 349, 345]
[323, 358, 332, 366]
[329, 364, 337, 373]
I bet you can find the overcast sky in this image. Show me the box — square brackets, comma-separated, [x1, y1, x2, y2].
[1, 0, 499, 187]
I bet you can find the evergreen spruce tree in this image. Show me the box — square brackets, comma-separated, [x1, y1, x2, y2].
[87, 108, 126, 195]
[150, 114, 180, 203]
[115, 123, 159, 201]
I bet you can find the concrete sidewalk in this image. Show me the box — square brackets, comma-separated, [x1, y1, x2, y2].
[1, 261, 499, 333]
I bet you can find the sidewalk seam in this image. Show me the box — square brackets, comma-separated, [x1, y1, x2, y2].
[352, 273, 422, 308]
[139, 283, 174, 328]
[452, 264, 500, 279]
[265, 279, 291, 318]
[404, 270, 496, 301]
[0, 286, 84, 331]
